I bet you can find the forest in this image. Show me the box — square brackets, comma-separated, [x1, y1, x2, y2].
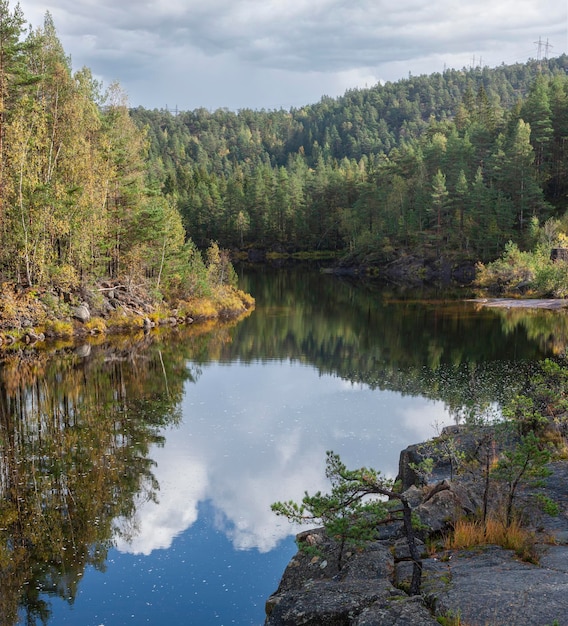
[132, 55, 568, 264]
[0, 2, 220, 308]
[1, 0, 568, 303]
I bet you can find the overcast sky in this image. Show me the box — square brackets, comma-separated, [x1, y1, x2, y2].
[17, 1, 568, 112]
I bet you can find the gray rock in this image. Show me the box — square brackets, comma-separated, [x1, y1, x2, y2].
[392, 537, 425, 562]
[339, 542, 394, 581]
[400, 485, 424, 508]
[266, 430, 568, 626]
[354, 595, 439, 625]
[73, 304, 90, 323]
[75, 344, 92, 358]
[422, 545, 568, 625]
[415, 490, 458, 532]
[266, 580, 394, 625]
[24, 330, 44, 344]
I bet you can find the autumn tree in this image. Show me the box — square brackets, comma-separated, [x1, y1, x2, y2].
[0, 0, 28, 238]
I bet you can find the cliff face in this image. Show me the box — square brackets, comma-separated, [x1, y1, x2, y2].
[265, 428, 568, 626]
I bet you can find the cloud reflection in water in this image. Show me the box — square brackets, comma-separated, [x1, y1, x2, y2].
[115, 359, 452, 556]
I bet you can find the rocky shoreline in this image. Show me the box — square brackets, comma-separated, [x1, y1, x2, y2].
[0, 280, 254, 350]
[265, 427, 568, 625]
[472, 298, 568, 310]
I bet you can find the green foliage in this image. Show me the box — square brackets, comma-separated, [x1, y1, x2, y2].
[492, 430, 552, 526]
[409, 457, 435, 482]
[133, 56, 568, 263]
[272, 451, 423, 593]
[534, 493, 560, 517]
[436, 609, 463, 626]
[271, 452, 394, 566]
[206, 241, 238, 288]
[475, 232, 568, 297]
[422, 425, 469, 481]
[475, 241, 538, 293]
[502, 394, 549, 435]
[0, 4, 233, 308]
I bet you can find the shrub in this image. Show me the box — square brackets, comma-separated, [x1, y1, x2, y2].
[84, 317, 107, 334]
[183, 298, 218, 320]
[43, 319, 74, 338]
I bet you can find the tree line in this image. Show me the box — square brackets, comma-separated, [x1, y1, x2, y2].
[3, 0, 567, 294]
[0, 2, 209, 301]
[132, 56, 568, 262]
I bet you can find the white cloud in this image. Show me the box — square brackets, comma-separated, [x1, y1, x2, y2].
[114, 444, 209, 555]
[17, 0, 567, 110]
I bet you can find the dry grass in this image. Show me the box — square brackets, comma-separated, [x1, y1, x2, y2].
[540, 427, 568, 459]
[445, 517, 538, 563]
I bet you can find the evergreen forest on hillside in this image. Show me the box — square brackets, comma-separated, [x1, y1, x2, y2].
[132, 55, 568, 264]
[1, 0, 568, 301]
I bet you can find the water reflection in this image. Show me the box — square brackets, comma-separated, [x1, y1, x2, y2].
[115, 361, 452, 558]
[1, 266, 566, 624]
[0, 326, 235, 625]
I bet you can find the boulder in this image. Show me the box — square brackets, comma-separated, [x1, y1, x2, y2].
[73, 303, 90, 323]
[414, 482, 478, 533]
[24, 330, 45, 344]
[74, 344, 92, 358]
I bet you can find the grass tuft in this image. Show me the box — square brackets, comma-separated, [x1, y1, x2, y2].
[445, 517, 538, 563]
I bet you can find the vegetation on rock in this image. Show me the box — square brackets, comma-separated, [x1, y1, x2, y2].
[272, 358, 568, 604]
[272, 450, 424, 595]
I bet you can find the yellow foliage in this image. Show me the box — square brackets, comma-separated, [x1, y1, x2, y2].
[184, 298, 218, 320]
[212, 286, 255, 317]
[43, 319, 74, 337]
[84, 317, 106, 334]
[445, 517, 537, 562]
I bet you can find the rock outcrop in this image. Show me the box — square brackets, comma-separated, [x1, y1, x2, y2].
[265, 529, 438, 626]
[265, 428, 568, 626]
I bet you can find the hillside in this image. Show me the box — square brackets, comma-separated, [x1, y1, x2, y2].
[0, 3, 253, 344]
[132, 56, 568, 263]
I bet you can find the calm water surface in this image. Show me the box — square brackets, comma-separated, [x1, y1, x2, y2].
[3, 266, 566, 625]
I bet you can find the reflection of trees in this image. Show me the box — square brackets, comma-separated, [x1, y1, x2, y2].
[232, 266, 552, 412]
[1, 268, 564, 623]
[0, 323, 238, 625]
[478, 306, 568, 356]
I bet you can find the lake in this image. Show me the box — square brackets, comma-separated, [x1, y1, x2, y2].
[1, 265, 564, 625]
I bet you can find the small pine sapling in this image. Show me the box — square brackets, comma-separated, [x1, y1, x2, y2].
[271, 451, 423, 595]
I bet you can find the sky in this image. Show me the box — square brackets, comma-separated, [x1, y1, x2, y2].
[16, 0, 568, 112]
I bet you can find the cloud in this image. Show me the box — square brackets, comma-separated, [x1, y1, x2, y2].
[114, 444, 209, 555]
[17, 0, 567, 111]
